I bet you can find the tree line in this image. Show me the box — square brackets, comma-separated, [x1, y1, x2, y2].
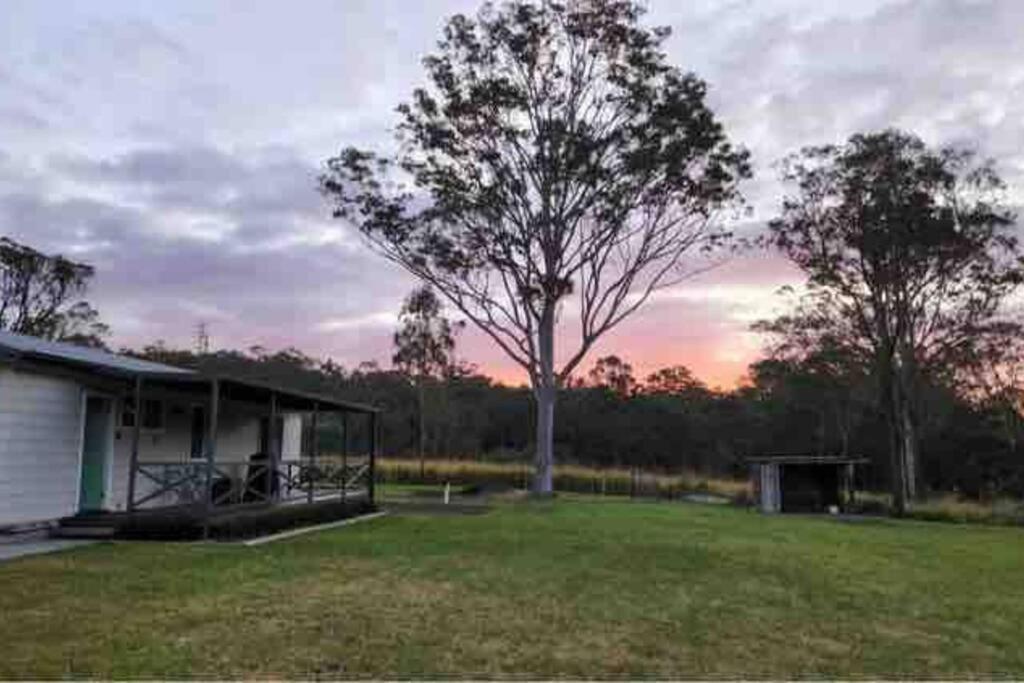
[119, 339, 1024, 500]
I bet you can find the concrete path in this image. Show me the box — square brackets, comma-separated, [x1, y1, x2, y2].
[0, 537, 95, 562]
[242, 511, 389, 546]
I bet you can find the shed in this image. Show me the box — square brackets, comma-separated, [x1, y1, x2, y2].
[747, 455, 867, 514]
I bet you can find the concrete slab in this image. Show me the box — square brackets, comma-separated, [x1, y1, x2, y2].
[241, 511, 388, 546]
[0, 538, 96, 562]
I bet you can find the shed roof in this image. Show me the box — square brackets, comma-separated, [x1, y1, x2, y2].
[140, 372, 378, 413]
[746, 454, 869, 465]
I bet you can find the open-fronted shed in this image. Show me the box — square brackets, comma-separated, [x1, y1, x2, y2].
[747, 455, 867, 514]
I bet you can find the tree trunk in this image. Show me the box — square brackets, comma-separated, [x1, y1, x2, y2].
[837, 405, 850, 457]
[899, 378, 918, 501]
[881, 351, 909, 516]
[533, 304, 556, 495]
[817, 405, 827, 456]
[894, 344, 921, 505]
[534, 383, 556, 495]
[417, 378, 426, 479]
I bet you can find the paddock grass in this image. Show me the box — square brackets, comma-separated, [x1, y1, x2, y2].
[378, 457, 753, 501]
[380, 458, 1024, 526]
[909, 494, 1024, 525]
[852, 490, 1024, 526]
[2, 499, 1023, 678]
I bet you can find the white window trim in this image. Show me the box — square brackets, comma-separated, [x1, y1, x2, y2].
[120, 396, 167, 434]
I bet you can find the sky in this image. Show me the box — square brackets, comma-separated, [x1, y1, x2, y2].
[1, 0, 1023, 388]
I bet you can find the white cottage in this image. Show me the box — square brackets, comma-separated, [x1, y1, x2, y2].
[0, 331, 378, 532]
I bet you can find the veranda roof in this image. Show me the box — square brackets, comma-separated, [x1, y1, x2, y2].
[0, 329, 376, 414]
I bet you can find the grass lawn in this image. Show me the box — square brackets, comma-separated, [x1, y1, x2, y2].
[2, 498, 1023, 678]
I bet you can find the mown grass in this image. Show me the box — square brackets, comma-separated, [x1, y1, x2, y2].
[2, 498, 1023, 678]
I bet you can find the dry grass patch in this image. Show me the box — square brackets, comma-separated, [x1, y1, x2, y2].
[378, 457, 752, 501]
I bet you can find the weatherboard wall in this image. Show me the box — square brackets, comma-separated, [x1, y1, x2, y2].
[0, 368, 84, 526]
[0, 364, 307, 525]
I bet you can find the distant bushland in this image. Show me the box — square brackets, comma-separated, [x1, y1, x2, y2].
[125, 344, 1024, 505]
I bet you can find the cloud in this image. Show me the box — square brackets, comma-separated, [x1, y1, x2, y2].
[0, 0, 1022, 385]
[57, 146, 331, 239]
[668, 0, 1024, 198]
[0, 144, 416, 361]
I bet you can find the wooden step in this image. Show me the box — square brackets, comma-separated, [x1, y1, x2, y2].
[52, 524, 115, 539]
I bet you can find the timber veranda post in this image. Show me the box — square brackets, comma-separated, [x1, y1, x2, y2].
[308, 401, 319, 505]
[126, 375, 144, 512]
[368, 410, 378, 507]
[267, 391, 278, 502]
[203, 378, 220, 537]
[341, 411, 348, 506]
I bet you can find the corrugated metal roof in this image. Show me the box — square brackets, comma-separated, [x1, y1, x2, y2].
[0, 330, 379, 413]
[746, 454, 868, 464]
[0, 329, 193, 376]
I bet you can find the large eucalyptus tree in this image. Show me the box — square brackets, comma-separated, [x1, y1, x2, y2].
[321, 0, 749, 493]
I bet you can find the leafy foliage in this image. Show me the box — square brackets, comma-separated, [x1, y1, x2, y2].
[321, 0, 750, 491]
[392, 286, 463, 380]
[759, 130, 1023, 508]
[0, 236, 109, 347]
[585, 354, 637, 396]
[392, 286, 465, 469]
[322, 0, 749, 382]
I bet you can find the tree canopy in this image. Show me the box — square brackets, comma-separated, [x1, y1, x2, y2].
[392, 286, 464, 472]
[321, 0, 750, 491]
[392, 286, 462, 381]
[759, 129, 1023, 510]
[0, 236, 109, 347]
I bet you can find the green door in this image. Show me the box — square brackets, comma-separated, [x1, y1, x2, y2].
[79, 396, 111, 511]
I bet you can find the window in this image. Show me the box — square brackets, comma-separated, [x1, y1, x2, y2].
[190, 406, 205, 459]
[141, 399, 164, 430]
[121, 400, 136, 428]
[258, 416, 284, 455]
[121, 398, 165, 431]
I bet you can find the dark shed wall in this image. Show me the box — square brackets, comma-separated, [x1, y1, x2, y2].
[780, 463, 841, 513]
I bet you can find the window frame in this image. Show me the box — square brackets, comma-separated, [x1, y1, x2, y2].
[120, 396, 167, 433]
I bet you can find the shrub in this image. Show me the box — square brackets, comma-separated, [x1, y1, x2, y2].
[847, 491, 1024, 526]
[206, 499, 374, 540]
[114, 499, 375, 541]
[906, 495, 1024, 527]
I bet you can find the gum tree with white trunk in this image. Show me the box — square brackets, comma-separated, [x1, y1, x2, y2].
[320, 0, 749, 494]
